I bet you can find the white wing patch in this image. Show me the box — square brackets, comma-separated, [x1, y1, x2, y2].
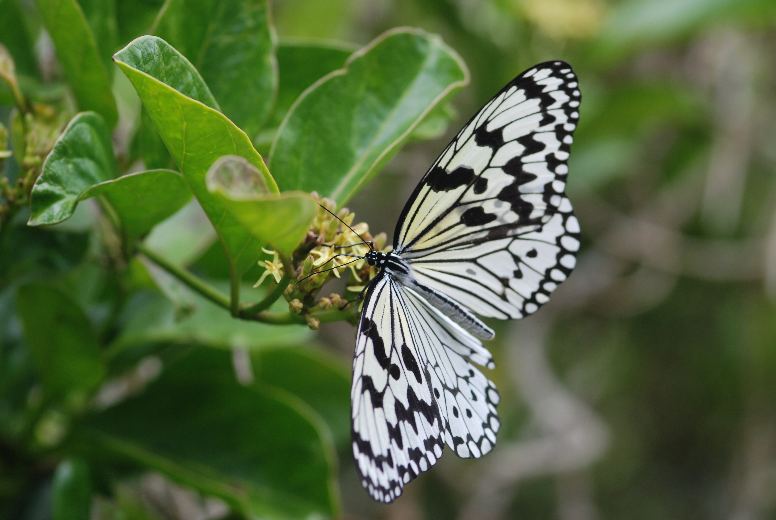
[352, 274, 499, 502]
[393, 60, 581, 320]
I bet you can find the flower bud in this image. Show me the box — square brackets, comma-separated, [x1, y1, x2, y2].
[305, 315, 320, 330]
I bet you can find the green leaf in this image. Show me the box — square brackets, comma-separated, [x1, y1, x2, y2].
[28, 112, 116, 226]
[270, 28, 469, 203]
[132, 108, 172, 170]
[0, 0, 39, 78]
[153, 0, 277, 138]
[269, 40, 353, 128]
[52, 459, 92, 520]
[114, 36, 277, 276]
[273, 0, 355, 40]
[143, 201, 217, 267]
[36, 0, 117, 126]
[116, 0, 165, 43]
[206, 155, 316, 255]
[410, 101, 458, 141]
[16, 283, 105, 399]
[78, 0, 119, 72]
[113, 35, 218, 108]
[83, 169, 191, 240]
[111, 290, 311, 354]
[253, 346, 350, 445]
[82, 348, 338, 519]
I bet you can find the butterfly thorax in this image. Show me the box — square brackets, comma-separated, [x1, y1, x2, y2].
[365, 251, 411, 279]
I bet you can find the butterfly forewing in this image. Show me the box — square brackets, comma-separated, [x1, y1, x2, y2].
[393, 61, 581, 320]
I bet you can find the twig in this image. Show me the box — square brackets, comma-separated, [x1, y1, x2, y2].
[137, 243, 352, 326]
[240, 277, 291, 316]
[137, 243, 232, 310]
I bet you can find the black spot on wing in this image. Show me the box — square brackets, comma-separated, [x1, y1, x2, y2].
[401, 344, 422, 383]
[474, 122, 504, 149]
[520, 73, 561, 111]
[362, 317, 389, 369]
[426, 165, 475, 192]
[360, 375, 384, 408]
[545, 152, 563, 174]
[503, 156, 538, 185]
[352, 430, 393, 467]
[486, 226, 510, 240]
[461, 207, 497, 226]
[516, 134, 544, 157]
[496, 183, 534, 218]
[473, 176, 488, 194]
[393, 384, 440, 436]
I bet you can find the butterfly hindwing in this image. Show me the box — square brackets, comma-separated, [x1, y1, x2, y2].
[401, 288, 500, 458]
[394, 61, 581, 320]
[352, 274, 499, 502]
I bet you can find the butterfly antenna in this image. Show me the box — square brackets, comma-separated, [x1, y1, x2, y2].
[318, 203, 373, 250]
[296, 257, 361, 283]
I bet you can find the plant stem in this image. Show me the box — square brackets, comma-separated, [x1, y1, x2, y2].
[248, 307, 354, 326]
[250, 310, 303, 325]
[240, 277, 291, 316]
[229, 272, 240, 316]
[136, 243, 231, 310]
[137, 245, 357, 327]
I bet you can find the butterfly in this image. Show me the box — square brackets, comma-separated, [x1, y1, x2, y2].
[346, 61, 581, 502]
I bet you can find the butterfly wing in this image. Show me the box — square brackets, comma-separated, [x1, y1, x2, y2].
[394, 61, 581, 320]
[400, 286, 500, 459]
[352, 273, 499, 502]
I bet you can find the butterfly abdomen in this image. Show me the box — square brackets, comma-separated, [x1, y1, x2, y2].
[408, 281, 495, 340]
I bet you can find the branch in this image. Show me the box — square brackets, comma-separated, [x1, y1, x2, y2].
[239, 277, 291, 315]
[137, 244, 358, 327]
[137, 243, 232, 310]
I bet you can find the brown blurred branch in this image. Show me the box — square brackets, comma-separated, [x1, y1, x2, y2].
[765, 206, 776, 299]
[698, 30, 757, 233]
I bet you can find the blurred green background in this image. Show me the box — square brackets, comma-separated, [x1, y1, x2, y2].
[3, 0, 776, 518]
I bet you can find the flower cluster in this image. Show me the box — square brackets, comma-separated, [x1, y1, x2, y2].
[255, 195, 386, 325]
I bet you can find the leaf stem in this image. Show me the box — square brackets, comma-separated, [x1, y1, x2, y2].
[248, 307, 354, 326]
[137, 245, 357, 327]
[229, 273, 240, 316]
[240, 277, 290, 316]
[136, 243, 231, 310]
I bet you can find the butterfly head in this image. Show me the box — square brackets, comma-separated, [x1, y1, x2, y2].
[364, 250, 385, 267]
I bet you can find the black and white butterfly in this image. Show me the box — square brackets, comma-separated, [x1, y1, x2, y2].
[349, 61, 581, 502]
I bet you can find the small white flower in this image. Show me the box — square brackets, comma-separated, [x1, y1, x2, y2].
[254, 247, 284, 287]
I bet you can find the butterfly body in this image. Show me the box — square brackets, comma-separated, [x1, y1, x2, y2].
[366, 250, 496, 339]
[350, 61, 582, 502]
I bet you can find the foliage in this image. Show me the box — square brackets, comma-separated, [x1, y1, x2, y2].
[0, 1, 467, 518]
[2, 0, 776, 518]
